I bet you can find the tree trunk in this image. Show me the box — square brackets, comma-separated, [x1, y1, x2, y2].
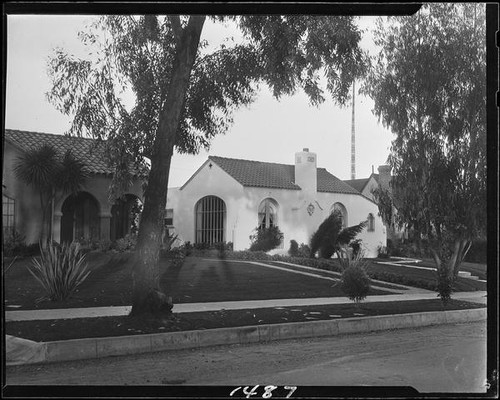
[130, 16, 206, 318]
[432, 238, 472, 304]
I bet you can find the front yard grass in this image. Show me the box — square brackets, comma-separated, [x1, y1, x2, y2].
[367, 260, 486, 292]
[4, 252, 486, 312]
[5, 253, 395, 310]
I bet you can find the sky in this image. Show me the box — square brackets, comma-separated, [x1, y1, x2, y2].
[5, 15, 394, 188]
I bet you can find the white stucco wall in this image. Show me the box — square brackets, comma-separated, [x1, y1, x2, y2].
[166, 159, 386, 258]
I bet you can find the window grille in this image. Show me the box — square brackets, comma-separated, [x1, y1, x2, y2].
[2, 194, 15, 236]
[195, 196, 226, 244]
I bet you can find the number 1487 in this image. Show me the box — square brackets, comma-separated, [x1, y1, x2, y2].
[230, 385, 297, 398]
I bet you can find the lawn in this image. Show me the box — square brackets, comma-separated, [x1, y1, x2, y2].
[6, 299, 485, 342]
[367, 260, 486, 292]
[5, 253, 396, 311]
[418, 259, 487, 281]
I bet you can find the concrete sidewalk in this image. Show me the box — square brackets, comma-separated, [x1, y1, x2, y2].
[5, 291, 487, 322]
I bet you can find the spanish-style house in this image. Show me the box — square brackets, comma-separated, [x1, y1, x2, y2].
[344, 165, 406, 244]
[166, 148, 387, 257]
[3, 129, 144, 244]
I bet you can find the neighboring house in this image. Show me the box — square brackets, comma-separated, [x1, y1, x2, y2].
[166, 148, 386, 258]
[344, 172, 380, 203]
[3, 129, 144, 244]
[344, 165, 406, 244]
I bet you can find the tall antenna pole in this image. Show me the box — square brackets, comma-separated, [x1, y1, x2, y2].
[350, 80, 356, 180]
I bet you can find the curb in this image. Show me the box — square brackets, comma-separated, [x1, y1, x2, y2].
[7, 308, 486, 366]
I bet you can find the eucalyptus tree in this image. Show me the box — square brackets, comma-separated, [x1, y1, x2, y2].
[47, 15, 369, 317]
[362, 4, 486, 303]
[14, 145, 89, 244]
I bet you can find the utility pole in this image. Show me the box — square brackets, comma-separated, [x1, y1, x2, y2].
[350, 81, 356, 180]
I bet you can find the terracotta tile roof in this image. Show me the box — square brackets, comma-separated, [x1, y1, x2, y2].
[209, 156, 360, 194]
[344, 177, 370, 192]
[209, 156, 301, 190]
[6, 129, 112, 175]
[344, 173, 380, 193]
[317, 168, 361, 194]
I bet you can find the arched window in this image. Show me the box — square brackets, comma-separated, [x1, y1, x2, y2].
[258, 198, 278, 229]
[367, 213, 375, 232]
[331, 202, 348, 228]
[195, 196, 226, 244]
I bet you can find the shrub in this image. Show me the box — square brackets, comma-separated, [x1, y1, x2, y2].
[3, 231, 40, 257]
[178, 241, 233, 258]
[338, 248, 371, 303]
[182, 241, 193, 256]
[341, 266, 371, 303]
[114, 233, 137, 252]
[377, 245, 390, 259]
[297, 243, 312, 258]
[249, 226, 283, 252]
[28, 241, 90, 302]
[288, 240, 299, 257]
[160, 247, 186, 268]
[287, 241, 312, 258]
[310, 210, 366, 259]
[77, 238, 113, 252]
[350, 239, 362, 258]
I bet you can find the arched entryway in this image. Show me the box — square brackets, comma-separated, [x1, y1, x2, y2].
[195, 195, 226, 245]
[61, 192, 100, 243]
[110, 194, 142, 241]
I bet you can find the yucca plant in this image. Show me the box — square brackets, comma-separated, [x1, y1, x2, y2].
[28, 241, 91, 302]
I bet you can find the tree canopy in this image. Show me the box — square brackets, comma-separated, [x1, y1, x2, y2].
[362, 4, 486, 302]
[47, 15, 368, 198]
[46, 14, 369, 317]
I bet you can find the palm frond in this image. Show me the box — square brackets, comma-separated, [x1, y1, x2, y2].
[57, 149, 90, 195]
[337, 220, 367, 246]
[13, 145, 59, 190]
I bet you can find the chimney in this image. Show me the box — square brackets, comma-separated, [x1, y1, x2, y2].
[377, 164, 392, 191]
[295, 148, 317, 195]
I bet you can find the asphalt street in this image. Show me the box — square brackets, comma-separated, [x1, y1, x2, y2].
[5, 320, 488, 394]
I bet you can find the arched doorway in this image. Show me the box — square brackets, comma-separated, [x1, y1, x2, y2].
[61, 192, 100, 243]
[110, 194, 142, 241]
[195, 195, 226, 245]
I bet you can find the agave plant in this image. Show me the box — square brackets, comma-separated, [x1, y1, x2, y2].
[28, 241, 91, 302]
